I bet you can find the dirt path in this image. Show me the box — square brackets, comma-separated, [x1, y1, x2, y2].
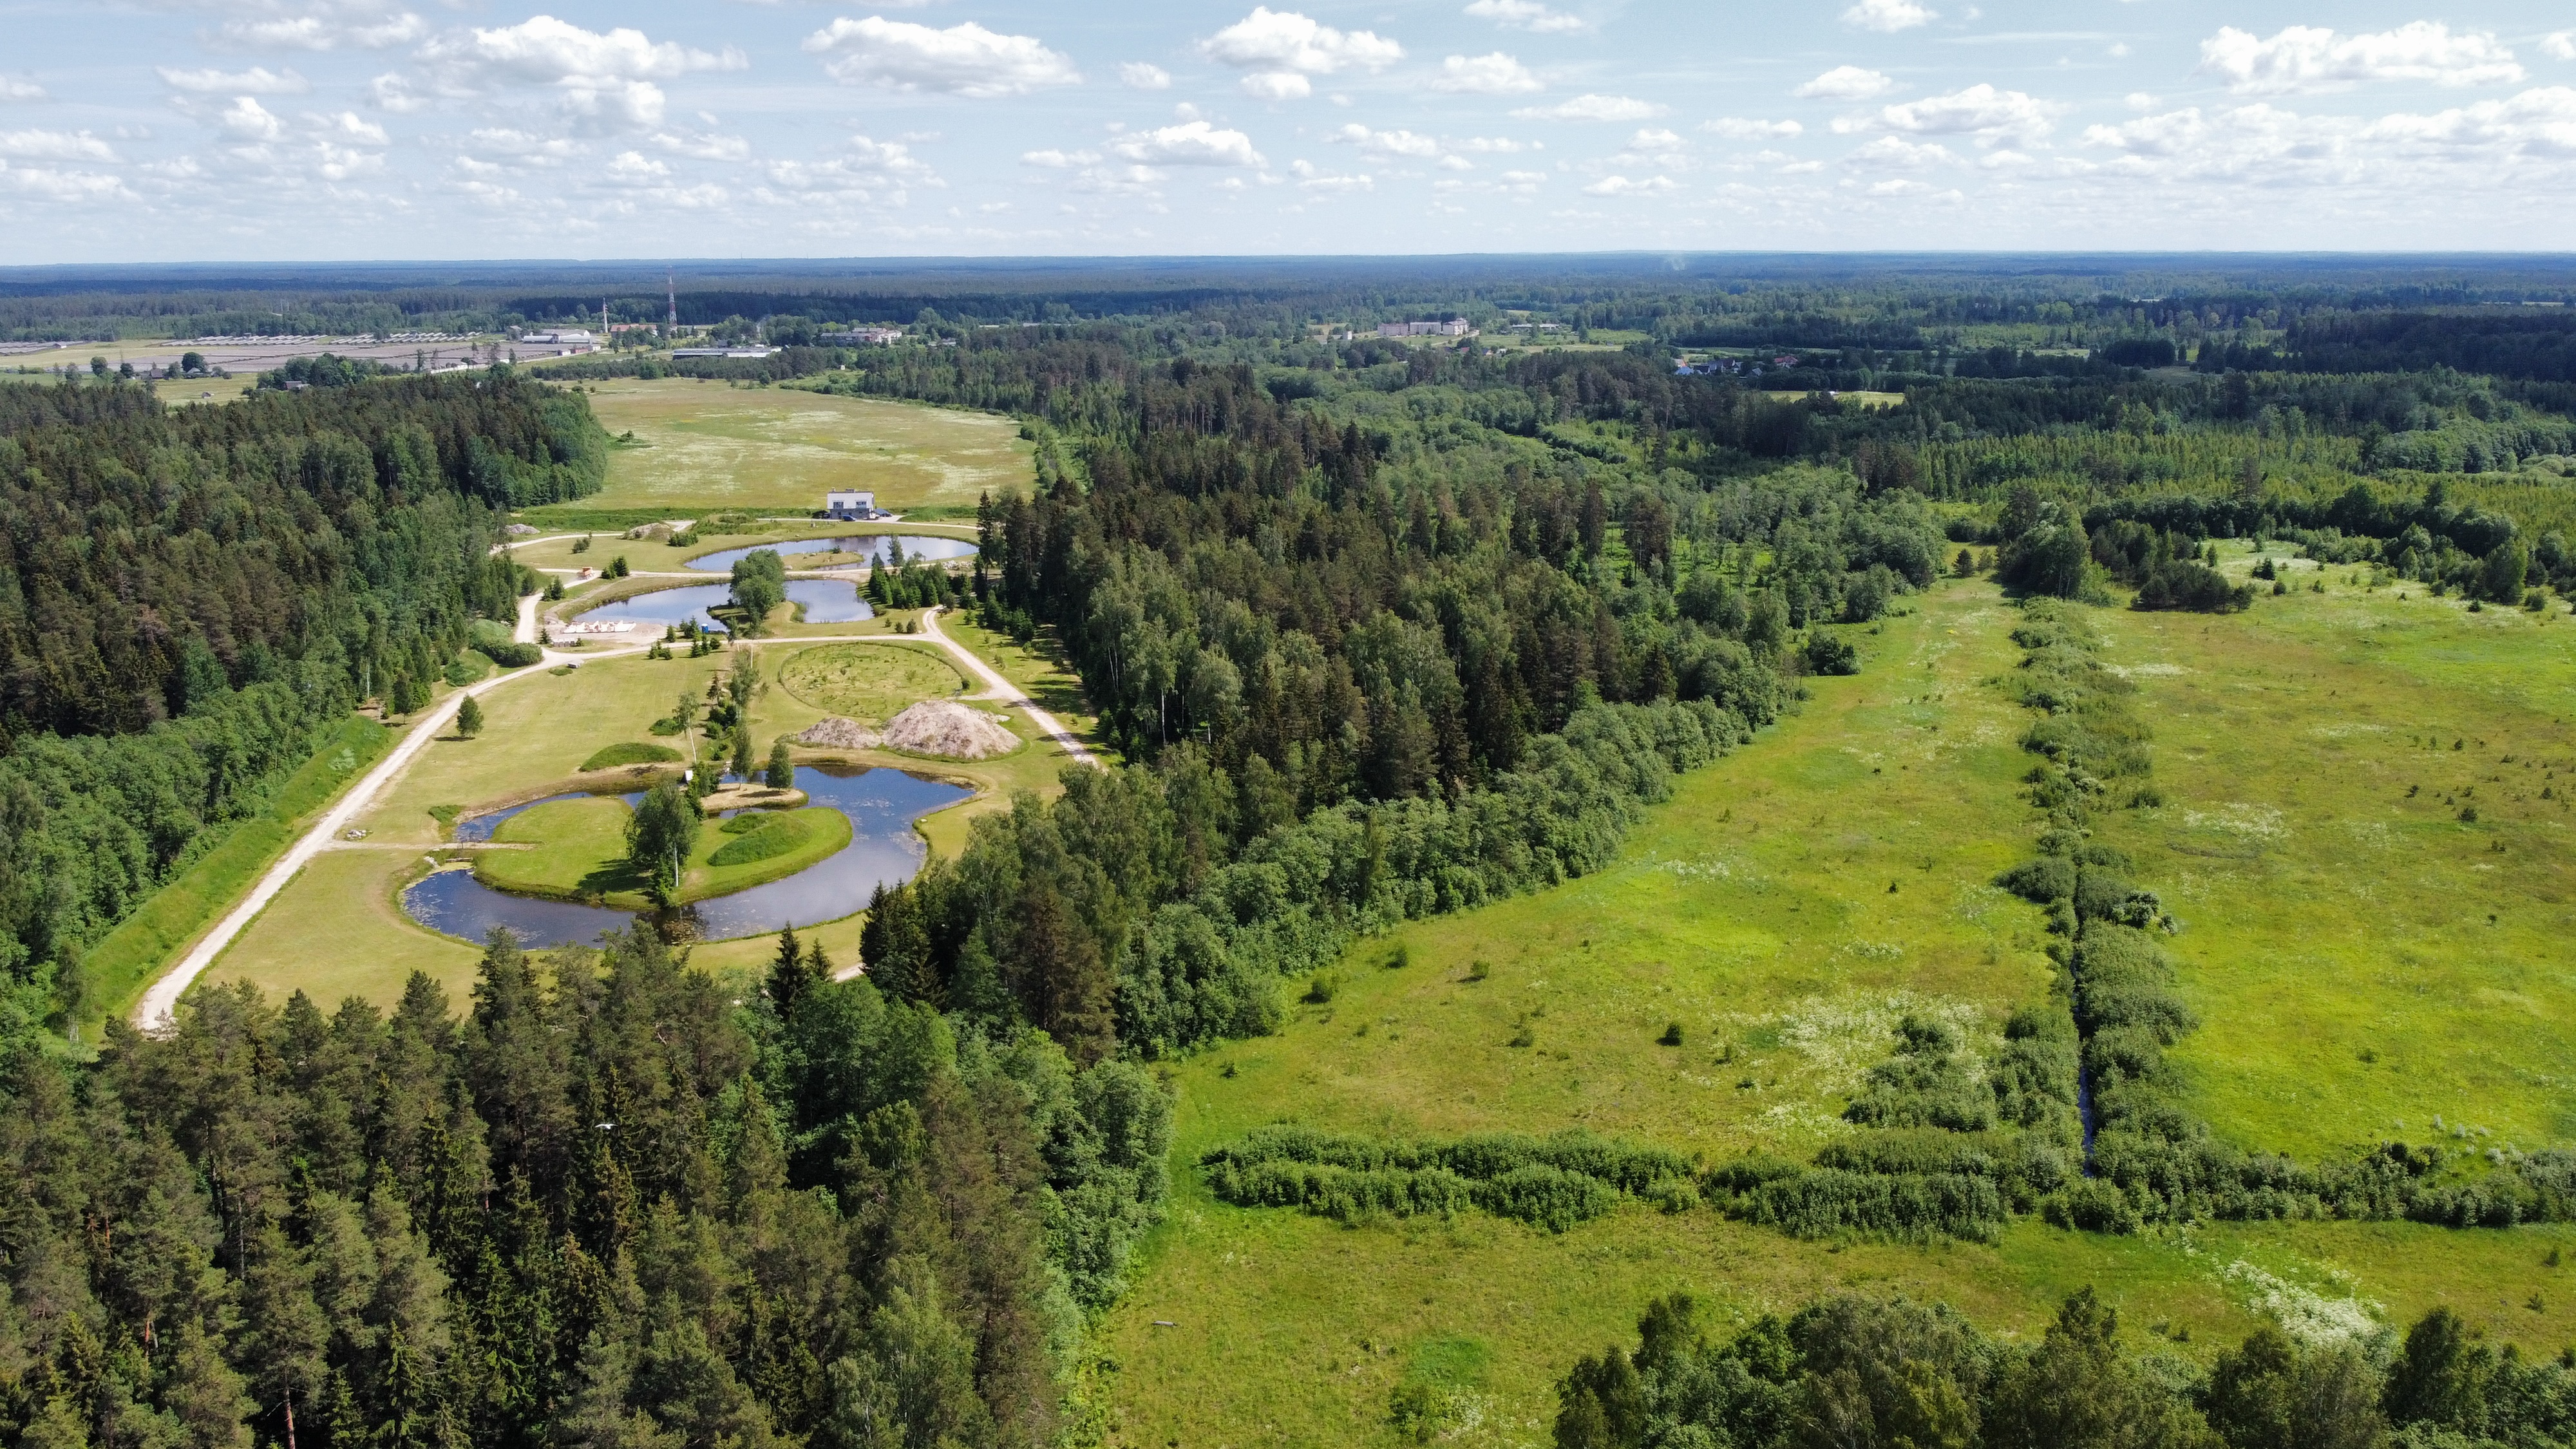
[131, 636, 649, 1030]
[918, 607, 1099, 770]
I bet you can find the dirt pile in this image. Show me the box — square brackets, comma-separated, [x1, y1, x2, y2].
[795, 717, 884, 750]
[882, 701, 1018, 759]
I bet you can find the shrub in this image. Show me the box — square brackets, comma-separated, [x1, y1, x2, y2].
[1303, 970, 1340, 1004]
[1802, 632, 1859, 676]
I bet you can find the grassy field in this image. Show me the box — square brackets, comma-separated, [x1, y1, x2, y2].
[82, 714, 392, 1028]
[1088, 577, 2576, 1449]
[475, 796, 853, 906]
[779, 642, 968, 722]
[551, 379, 1031, 517]
[2085, 544, 2576, 1158]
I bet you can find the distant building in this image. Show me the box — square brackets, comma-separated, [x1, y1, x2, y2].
[1377, 319, 1475, 338]
[821, 327, 905, 346]
[518, 328, 598, 355]
[826, 491, 881, 520]
[671, 346, 775, 359]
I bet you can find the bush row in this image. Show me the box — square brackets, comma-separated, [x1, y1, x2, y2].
[1200, 1126, 1696, 1232]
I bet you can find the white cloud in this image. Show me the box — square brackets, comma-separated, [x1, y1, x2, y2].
[217, 11, 426, 52]
[1120, 62, 1173, 90]
[1583, 174, 1676, 194]
[1844, 134, 1956, 169]
[325, 111, 386, 146]
[1331, 124, 1444, 163]
[422, 17, 745, 131]
[1289, 158, 1374, 191]
[1433, 53, 1540, 95]
[1794, 66, 1896, 100]
[803, 17, 1078, 97]
[1110, 120, 1265, 167]
[219, 97, 285, 142]
[1511, 94, 1666, 122]
[157, 66, 309, 95]
[1463, 0, 1587, 34]
[1203, 8, 1401, 100]
[0, 80, 51, 104]
[2547, 33, 2576, 63]
[652, 130, 752, 161]
[1456, 135, 1533, 153]
[605, 149, 668, 180]
[1843, 0, 1935, 34]
[761, 135, 936, 199]
[1878, 84, 2063, 142]
[1020, 148, 1099, 168]
[0, 160, 132, 201]
[369, 73, 423, 113]
[1702, 117, 1802, 140]
[1240, 71, 1313, 100]
[0, 129, 116, 162]
[2200, 23, 2524, 97]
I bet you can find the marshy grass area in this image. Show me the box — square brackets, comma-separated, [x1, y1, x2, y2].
[545, 378, 1032, 517]
[778, 641, 969, 722]
[1089, 574, 2576, 1449]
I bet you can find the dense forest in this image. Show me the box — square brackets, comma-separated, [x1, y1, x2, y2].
[0, 371, 605, 1018]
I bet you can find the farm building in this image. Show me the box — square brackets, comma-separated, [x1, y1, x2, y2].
[826, 491, 881, 520]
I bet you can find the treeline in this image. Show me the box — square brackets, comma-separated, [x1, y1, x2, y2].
[1553, 1287, 2576, 1449]
[865, 698, 1742, 1061]
[0, 370, 603, 1019]
[0, 925, 1171, 1448]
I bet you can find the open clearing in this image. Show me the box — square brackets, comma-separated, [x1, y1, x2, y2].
[779, 641, 969, 723]
[1090, 576, 2576, 1449]
[2087, 545, 2576, 1158]
[569, 378, 1031, 516]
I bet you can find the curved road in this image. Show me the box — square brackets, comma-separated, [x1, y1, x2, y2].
[132, 601, 1094, 1030]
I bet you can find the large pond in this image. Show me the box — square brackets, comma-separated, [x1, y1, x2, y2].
[574, 578, 871, 634]
[401, 764, 969, 949]
[687, 534, 976, 574]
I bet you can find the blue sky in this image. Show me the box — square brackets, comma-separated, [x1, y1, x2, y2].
[5, 0, 2576, 261]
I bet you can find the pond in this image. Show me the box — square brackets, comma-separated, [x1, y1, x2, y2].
[686, 534, 977, 574]
[401, 764, 970, 949]
[574, 578, 871, 633]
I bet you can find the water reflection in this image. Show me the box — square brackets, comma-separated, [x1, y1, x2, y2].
[687, 535, 976, 573]
[400, 764, 969, 948]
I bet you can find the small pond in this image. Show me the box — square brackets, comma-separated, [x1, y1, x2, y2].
[401, 764, 969, 949]
[574, 578, 871, 633]
[687, 534, 977, 574]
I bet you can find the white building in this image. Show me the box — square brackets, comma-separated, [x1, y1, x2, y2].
[517, 328, 598, 355]
[826, 491, 880, 520]
[822, 328, 905, 346]
[671, 346, 775, 359]
[1377, 319, 1475, 338]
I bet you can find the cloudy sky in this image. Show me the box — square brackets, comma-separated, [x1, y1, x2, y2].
[5, 0, 2576, 261]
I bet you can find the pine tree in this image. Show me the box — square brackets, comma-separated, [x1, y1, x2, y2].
[457, 694, 484, 739]
[765, 739, 793, 790]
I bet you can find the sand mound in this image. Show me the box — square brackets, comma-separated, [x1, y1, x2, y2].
[882, 701, 1018, 759]
[796, 717, 884, 751]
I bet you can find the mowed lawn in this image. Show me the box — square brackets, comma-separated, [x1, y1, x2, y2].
[574, 379, 1031, 515]
[1092, 577, 2576, 1449]
[206, 623, 1103, 1009]
[2088, 547, 2576, 1159]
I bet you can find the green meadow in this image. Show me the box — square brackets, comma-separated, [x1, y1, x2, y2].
[1088, 575, 2576, 1448]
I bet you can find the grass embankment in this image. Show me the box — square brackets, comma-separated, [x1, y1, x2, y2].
[521, 379, 1030, 520]
[779, 642, 968, 722]
[2087, 542, 2576, 1158]
[473, 797, 851, 906]
[1094, 578, 2576, 1449]
[82, 714, 391, 1028]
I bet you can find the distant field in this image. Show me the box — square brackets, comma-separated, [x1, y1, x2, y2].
[2088, 544, 2576, 1158]
[1763, 390, 1906, 407]
[779, 642, 967, 723]
[564, 379, 1032, 516]
[1094, 577, 2576, 1448]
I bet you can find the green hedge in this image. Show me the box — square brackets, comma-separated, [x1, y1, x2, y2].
[708, 814, 812, 867]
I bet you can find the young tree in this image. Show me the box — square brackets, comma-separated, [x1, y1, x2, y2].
[728, 549, 786, 637]
[730, 726, 755, 782]
[625, 782, 701, 904]
[457, 694, 485, 738]
[765, 739, 794, 790]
